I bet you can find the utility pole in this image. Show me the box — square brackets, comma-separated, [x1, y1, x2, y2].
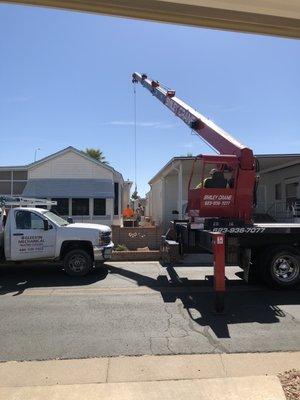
[34, 147, 41, 162]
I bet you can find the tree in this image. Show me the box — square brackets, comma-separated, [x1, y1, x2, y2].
[131, 186, 139, 200]
[85, 148, 108, 164]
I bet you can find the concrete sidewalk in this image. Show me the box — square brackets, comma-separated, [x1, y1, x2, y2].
[1, 352, 299, 399]
[0, 376, 285, 400]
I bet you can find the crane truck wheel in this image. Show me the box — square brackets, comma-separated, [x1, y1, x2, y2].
[63, 249, 93, 277]
[261, 246, 300, 289]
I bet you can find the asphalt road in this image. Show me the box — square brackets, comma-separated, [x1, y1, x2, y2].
[0, 261, 299, 362]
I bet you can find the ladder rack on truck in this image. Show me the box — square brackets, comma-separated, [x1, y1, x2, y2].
[133, 73, 300, 313]
[0, 196, 57, 208]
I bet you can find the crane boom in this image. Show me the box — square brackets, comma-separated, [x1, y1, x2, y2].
[132, 72, 254, 170]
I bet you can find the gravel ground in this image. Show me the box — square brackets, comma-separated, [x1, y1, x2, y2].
[278, 370, 300, 400]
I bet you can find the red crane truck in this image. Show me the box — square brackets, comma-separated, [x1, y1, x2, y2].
[132, 72, 300, 312]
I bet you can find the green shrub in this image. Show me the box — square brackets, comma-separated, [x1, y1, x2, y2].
[115, 244, 129, 252]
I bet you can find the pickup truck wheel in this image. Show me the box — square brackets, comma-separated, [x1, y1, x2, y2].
[63, 249, 93, 277]
[261, 246, 300, 289]
[95, 261, 105, 268]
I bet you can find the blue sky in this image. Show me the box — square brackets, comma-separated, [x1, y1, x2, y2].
[0, 4, 300, 196]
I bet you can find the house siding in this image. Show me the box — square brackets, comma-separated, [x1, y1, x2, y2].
[29, 151, 113, 180]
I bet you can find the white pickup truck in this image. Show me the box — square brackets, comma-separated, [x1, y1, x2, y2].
[0, 207, 114, 276]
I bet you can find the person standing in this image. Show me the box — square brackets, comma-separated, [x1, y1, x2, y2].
[135, 203, 143, 226]
[123, 204, 134, 219]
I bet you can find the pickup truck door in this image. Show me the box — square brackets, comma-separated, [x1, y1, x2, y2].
[11, 210, 56, 261]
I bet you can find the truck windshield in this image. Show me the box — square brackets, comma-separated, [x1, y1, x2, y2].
[43, 211, 69, 226]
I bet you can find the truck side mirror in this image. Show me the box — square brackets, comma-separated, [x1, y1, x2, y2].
[43, 219, 49, 231]
[67, 217, 73, 224]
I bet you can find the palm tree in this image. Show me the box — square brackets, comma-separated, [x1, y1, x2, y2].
[85, 148, 108, 164]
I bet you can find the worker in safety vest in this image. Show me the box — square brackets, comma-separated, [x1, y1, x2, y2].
[195, 169, 217, 189]
[196, 169, 227, 189]
[123, 204, 134, 218]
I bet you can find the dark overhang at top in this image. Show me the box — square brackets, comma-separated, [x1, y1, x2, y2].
[3, 0, 300, 39]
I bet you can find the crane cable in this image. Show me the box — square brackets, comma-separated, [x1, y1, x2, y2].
[133, 82, 137, 193]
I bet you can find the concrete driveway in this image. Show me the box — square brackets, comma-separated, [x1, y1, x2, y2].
[0, 261, 299, 361]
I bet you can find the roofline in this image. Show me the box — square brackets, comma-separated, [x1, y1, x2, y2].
[148, 156, 194, 185]
[28, 146, 116, 172]
[0, 146, 125, 181]
[0, 166, 28, 171]
[256, 153, 300, 158]
[260, 160, 300, 174]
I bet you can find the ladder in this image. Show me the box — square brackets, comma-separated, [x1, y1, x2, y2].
[0, 196, 57, 208]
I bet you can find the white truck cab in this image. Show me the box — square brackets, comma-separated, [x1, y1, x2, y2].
[0, 206, 114, 276]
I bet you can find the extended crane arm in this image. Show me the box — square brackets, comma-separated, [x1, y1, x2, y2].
[132, 72, 254, 170]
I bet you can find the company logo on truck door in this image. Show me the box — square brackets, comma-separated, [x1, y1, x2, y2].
[203, 194, 232, 207]
[18, 235, 45, 253]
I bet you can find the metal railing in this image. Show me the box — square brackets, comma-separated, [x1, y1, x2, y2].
[255, 201, 295, 222]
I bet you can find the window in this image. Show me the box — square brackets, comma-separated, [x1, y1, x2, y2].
[286, 182, 298, 199]
[72, 198, 89, 215]
[285, 181, 299, 208]
[0, 182, 11, 194]
[94, 198, 106, 216]
[51, 198, 69, 215]
[44, 211, 69, 226]
[191, 161, 233, 189]
[13, 170, 27, 180]
[0, 171, 11, 180]
[114, 182, 119, 215]
[275, 183, 282, 200]
[13, 181, 27, 195]
[15, 210, 44, 230]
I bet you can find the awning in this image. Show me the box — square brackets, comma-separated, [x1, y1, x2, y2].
[22, 179, 114, 198]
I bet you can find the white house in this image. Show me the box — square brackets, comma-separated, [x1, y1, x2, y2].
[0, 146, 132, 226]
[147, 154, 300, 227]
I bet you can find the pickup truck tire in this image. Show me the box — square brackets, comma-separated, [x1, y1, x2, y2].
[63, 249, 93, 277]
[261, 246, 300, 289]
[95, 261, 105, 268]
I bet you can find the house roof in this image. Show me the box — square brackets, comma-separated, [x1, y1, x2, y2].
[148, 154, 300, 185]
[0, 146, 124, 181]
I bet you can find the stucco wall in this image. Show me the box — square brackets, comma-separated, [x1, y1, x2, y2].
[164, 174, 179, 227]
[148, 179, 163, 226]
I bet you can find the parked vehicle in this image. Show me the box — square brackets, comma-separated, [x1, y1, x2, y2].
[133, 73, 300, 312]
[0, 197, 113, 276]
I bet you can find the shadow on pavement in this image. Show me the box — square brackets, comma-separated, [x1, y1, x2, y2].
[1, 262, 299, 339]
[0, 263, 108, 296]
[106, 263, 300, 339]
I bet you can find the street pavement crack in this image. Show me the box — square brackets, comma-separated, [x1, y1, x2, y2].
[177, 302, 229, 353]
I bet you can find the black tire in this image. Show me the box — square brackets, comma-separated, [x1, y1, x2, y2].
[261, 246, 300, 289]
[247, 250, 263, 284]
[63, 249, 93, 277]
[94, 260, 105, 269]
